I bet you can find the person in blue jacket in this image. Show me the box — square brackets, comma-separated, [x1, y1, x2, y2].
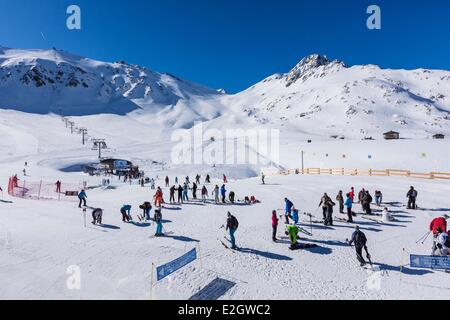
[154, 209, 164, 237]
[78, 190, 87, 208]
[182, 183, 189, 202]
[292, 209, 299, 225]
[220, 185, 227, 203]
[284, 198, 294, 224]
[120, 204, 132, 222]
[344, 193, 354, 223]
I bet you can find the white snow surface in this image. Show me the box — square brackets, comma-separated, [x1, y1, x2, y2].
[1, 48, 450, 300]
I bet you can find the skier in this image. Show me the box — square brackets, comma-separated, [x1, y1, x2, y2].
[407, 186, 418, 209]
[284, 198, 294, 224]
[292, 209, 299, 225]
[358, 188, 366, 211]
[229, 191, 235, 204]
[169, 185, 176, 204]
[362, 191, 373, 215]
[318, 193, 331, 221]
[195, 174, 201, 185]
[430, 214, 449, 255]
[285, 224, 300, 250]
[349, 187, 355, 202]
[220, 184, 227, 204]
[205, 174, 211, 184]
[78, 190, 87, 208]
[153, 187, 164, 207]
[382, 207, 393, 222]
[225, 212, 239, 250]
[185, 176, 190, 184]
[139, 202, 152, 221]
[324, 197, 336, 226]
[336, 191, 344, 214]
[182, 183, 189, 202]
[177, 185, 183, 204]
[223, 174, 228, 184]
[272, 210, 279, 242]
[120, 204, 132, 222]
[344, 193, 354, 223]
[374, 190, 383, 206]
[192, 182, 198, 200]
[175, 176, 179, 185]
[154, 209, 164, 237]
[212, 185, 220, 204]
[436, 229, 450, 256]
[165, 176, 170, 188]
[348, 226, 370, 267]
[55, 180, 62, 193]
[261, 172, 266, 185]
[201, 185, 208, 203]
[91, 208, 103, 225]
[150, 178, 155, 190]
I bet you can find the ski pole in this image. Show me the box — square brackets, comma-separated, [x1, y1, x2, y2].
[415, 231, 430, 244]
[420, 231, 432, 244]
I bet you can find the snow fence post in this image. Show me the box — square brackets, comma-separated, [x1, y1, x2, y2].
[38, 180, 42, 200]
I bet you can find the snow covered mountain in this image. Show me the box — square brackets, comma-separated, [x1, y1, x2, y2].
[0, 46, 222, 117]
[224, 54, 450, 139]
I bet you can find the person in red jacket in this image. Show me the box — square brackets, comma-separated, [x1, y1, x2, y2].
[153, 187, 164, 208]
[430, 214, 449, 255]
[272, 210, 279, 242]
[349, 187, 355, 202]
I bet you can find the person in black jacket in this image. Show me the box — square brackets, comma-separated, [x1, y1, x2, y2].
[407, 186, 418, 209]
[348, 226, 370, 267]
[362, 191, 373, 215]
[226, 212, 239, 250]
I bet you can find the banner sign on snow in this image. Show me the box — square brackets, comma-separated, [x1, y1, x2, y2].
[156, 248, 197, 281]
[410, 255, 450, 270]
[189, 277, 236, 300]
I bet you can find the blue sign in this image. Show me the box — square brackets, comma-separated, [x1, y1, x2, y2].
[189, 278, 236, 300]
[156, 248, 197, 281]
[410, 255, 450, 270]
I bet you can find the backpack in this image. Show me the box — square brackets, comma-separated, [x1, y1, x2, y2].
[229, 215, 239, 229]
[354, 231, 367, 247]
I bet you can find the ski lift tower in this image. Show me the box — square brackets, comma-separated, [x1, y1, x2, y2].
[78, 128, 88, 145]
[68, 121, 75, 134]
[92, 139, 107, 159]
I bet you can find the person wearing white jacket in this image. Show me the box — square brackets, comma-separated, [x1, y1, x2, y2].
[436, 230, 450, 256]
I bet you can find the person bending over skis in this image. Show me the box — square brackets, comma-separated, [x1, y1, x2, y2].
[285, 224, 300, 250]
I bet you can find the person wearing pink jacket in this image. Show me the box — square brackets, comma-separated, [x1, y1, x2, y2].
[272, 210, 279, 242]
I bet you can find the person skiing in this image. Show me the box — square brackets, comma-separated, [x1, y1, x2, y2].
[205, 174, 211, 184]
[362, 191, 373, 215]
[175, 176, 179, 185]
[284, 198, 294, 224]
[344, 193, 354, 223]
[195, 174, 201, 185]
[374, 190, 383, 206]
[226, 212, 239, 250]
[430, 214, 449, 255]
[78, 190, 87, 208]
[139, 202, 152, 221]
[192, 182, 198, 200]
[336, 191, 344, 214]
[165, 176, 170, 188]
[177, 185, 183, 204]
[154, 187, 164, 207]
[261, 172, 266, 185]
[223, 174, 228, 184]
[212, 185, 220, 204]
[324, 197, 336, 226]
[169, 185, 176, 204]
[285, 224, 300, 250]
[348, 226, 370, 267]
[182, 183, 189, 202]
[229, 191, 235, 204]
[292, 209, 299, 225]
[318, 193, 331, 222]
[272, 210, 279, 242]
[185, 176, 190, 184]
[121, 204, 132, 222]
[407, 186, 418, 209]
[220, 184, 227, 204]
[91, 208, 103, 225]
[436, 229, 450, 256]
[154, 209, 164, 237]
[201, 185, 208, 203]
[382, 207, 393, 222]
[150, 178, 155, 190]
[55, 180, 62, 193]
[349, 187, 355, 202]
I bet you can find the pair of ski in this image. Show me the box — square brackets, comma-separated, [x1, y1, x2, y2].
[149, 231, 174, 239]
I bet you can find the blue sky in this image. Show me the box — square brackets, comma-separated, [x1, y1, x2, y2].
[1, 0, 450, 93]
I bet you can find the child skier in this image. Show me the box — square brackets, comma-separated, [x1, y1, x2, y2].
[374, 190, 383, 206]
[182, 183, 189, 202]
[344, 193, 354, 223]
[213, 185, 220, 204]
[285, 224, 300, 250]
[220, 185, 227, 204]
[272, 210, 279, 242]
[78, 190, 87, 208]
[436, 229, 450, 256]
[154, 209, 164, 237]
[201, 185, 208, 203]
[226, 212, 239, 250]
[284, 198, 294, 224]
